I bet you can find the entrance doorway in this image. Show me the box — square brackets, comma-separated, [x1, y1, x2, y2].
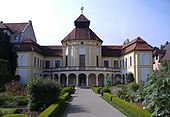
[78, 73, 86, 86]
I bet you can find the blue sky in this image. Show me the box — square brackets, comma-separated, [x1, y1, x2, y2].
[1, 0, 170, 47]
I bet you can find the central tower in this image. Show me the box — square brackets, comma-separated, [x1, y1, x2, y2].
[61, 14, 103, 67]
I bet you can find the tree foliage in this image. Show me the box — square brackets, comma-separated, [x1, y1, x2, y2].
[126, 72, 135, 83]
[0, 31, 17, 75]
[105, 74, 112, 87]
[143, 61, 170, 117]
[123, 39, 130, 45]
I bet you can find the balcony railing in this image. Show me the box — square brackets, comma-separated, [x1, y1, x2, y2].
[43, 66, 120, 72]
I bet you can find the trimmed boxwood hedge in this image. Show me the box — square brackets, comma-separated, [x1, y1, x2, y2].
[103, 92, 112, 101]
[92, 87, 102, 94]
[38, 92, 70, 117]
[102, 93, 151, 117]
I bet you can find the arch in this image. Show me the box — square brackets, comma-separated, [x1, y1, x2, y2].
[68, 73, 76, 86]
[88, 73, 96, 87]
[98, 73, 104, 86]
[43, 74, 50, 79]
[114, 74, 122, 85]
[60, 73, 67, 86]
[78, 73, 86, 86]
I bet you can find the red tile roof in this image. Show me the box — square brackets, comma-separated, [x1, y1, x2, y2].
[75, 14, 90, 22]
[41, 46, 63, 57]
[17, 39, 63, 57]
[102, 45, 122, 57]
[161, 42, 170, 61]
[4, 23, 28, 33]
[62, 28, 103, 42]
[121, 37, 153, 54]
[0, 23, 7, 29]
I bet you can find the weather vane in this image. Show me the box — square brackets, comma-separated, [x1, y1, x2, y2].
[80, 4, 84, 14]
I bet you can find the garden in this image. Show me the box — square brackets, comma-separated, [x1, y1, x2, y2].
[92, 63, 170, 117]
[0, 79, 75, 117]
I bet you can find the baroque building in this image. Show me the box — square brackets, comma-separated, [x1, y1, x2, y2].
[14, 14, 153, 86]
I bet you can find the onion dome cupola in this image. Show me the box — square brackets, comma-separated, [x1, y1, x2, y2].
[74, 14, 90, 28]
[61, 14, 103, 43]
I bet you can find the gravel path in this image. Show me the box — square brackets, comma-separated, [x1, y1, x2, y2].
[62, 88, 126, 117]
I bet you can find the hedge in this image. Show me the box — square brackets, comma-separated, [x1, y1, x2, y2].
[2, 114, 28, 117]
[38, 92, 70, 117]
[92, 87, 102, 94]
[0, 108, 17, 116]
[103, 93, 112, 101]
[102, 93, 151, 117]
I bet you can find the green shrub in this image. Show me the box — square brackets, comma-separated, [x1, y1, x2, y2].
[0, 108, 17, 116]
[2, 114, 28, 117]
[111, 96, 151, 117]
[103, 92, 112, 101]
[69, 85, 75, 90]
[0, 85, 5, 92]
[27, 79, 60, 111]
[128, 82, 139, 92]
[13, 96, 28, 106]
[91, 84, 96, 88]
[100, 87, 110, 96]
[38, 93, 70, 117]
[92, 87, 102, 94]
[126, 72, 135, 83]
[61, 87, 72, 95]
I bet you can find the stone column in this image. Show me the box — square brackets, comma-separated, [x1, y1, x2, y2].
[96, 77, 99, 86]
[76, 76, 79, 86]
[86, 77, 89, 87]
[66, 77, 68, 86]
[58, 76, 60, 84]
[104, 76, 107, 86]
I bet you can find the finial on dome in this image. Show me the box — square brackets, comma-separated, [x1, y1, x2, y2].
[80, 5, 84, 14]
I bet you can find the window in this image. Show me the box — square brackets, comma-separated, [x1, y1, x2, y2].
[79, 55, 85, 67]
[125, 58, 127, 67]
[122, 59, 124, 68]
[96, 56, 99, 67]
[113, 60, 119, 69]
[34, 57, 36, 67]
[120, 60, 121, 68]
[55, 60, 60, 68]
[104, 60, 109, 67]
[130, 56, 132, 66]
[81, 42, 84, 44]
[66, 56, 68, 67]
[45, 60, 50, 68]
[140, 53, 149, 65]
[37, 58, 39, 68]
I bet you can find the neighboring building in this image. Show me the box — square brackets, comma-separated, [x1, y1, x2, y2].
[0, 21, 36, 48]
[153, 42, 170, 71]
[15, 14, 153, 85]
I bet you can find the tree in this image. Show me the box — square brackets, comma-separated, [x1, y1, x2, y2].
[143, 62, 170, 117]
[0, 31, 17, 75]
[123, 39, 130, 45]
[126, 72, 135, 83]
[105, 74, 112, 87]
